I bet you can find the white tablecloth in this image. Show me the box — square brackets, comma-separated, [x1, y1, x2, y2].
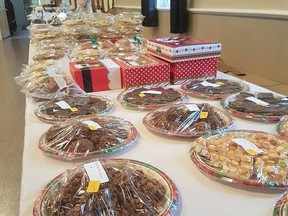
[19, 71, 283, 216]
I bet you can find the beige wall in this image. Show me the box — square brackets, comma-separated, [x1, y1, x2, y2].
[113, 6, 288, 84]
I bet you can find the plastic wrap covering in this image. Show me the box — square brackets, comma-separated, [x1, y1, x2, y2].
[35, 95, 113, 123]
[181, 78, 249, 100]
[35, 38, 74, 53]
[70, 40, 115, 61]
[221, 91, 288, 122]
[38, 116, 138, 159]
[32, 50, 66, 63]
[23, 74, 85, 102]
[62, 17, 85, 26]
[29, 24, 61, 43]
[62, 25, 100, 42]
[86, 13, 114, 28]
[15, 64, 67, 87]
[108, 37, 146, 57]
[118, 87, 184, 110]
[277, 115, 288, 140]
[273, 191, 288, 216]
[115, 12, 144, 26]
[190, 130, 288, 188]
[143, 103, 235, 137]
[33, 159, 179, 216]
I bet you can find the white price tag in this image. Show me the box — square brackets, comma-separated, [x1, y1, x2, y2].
[200, 81, 220, 88]
[128, 61, 139, 66]
[84, 161, 109, 183]
[245, 96, 269, 106]
[82, 120, 102, 130]
[185, 104, 200, 112]
[231, 138, 265, 156]
[140, 90, 162, 95]
[55, 101, 71, 109]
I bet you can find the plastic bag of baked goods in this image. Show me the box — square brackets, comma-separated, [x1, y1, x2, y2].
[35, 37, 74, 54]
[33, 159, 179, 215]
[190, 130, 288, 188]
[86, 13, 114, 28]
[35, 94, 114, 123]
[143, 103, 235, 138]
[15, 64, 67, 87]
[32, 50, 66, 64]
[38, 115, 137, 159]
[108, 37, 142, 57]
[22, 73, 85, 102]
[29, 24, 62, 43]
[70, 39, 115, 60]
[62, 25, 100, 42]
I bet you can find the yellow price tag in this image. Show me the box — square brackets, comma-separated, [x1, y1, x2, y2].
[141, 60, 147, 63]
[79, 56, 84, 60]
[90, 57, 95, 61]
[258, 102, 266, 106]
[139, 93, 146, 98]
[88, 125, 97, 130]
[86, 180, 100, 193]
[216, 81, 224, 85]
[35, 72, 42, 77]
[200, 112, 209, 119]
[246, 149, 258, 156]
[70, 107, 78, 112]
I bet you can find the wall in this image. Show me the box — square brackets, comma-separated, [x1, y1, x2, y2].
[114, 1, 288, 84]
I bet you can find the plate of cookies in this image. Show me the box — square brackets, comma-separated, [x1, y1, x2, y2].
[33, 158, 179, 215]
[38, 116, 138, 160]
[190, 130, 288, 188]
[143, 103, 235, 138]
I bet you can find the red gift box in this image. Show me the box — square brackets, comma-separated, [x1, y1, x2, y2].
[170, 57, 218, 84]
[113, 55, 170, 88]
[69, 59, 121, 92]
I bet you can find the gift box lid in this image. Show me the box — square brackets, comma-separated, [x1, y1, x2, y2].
[113, 55, 166, 68]
[147, 36, 221, 60]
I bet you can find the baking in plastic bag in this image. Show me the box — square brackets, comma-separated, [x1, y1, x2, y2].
[34, 159, 179, 216]
[143, 103, 235, 137]
[190, 130, 288, 185]
[38, 115, 137, 159]
[35, 95, 113, 122]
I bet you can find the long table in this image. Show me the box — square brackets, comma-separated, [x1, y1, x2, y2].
[19, 70, 283, 216]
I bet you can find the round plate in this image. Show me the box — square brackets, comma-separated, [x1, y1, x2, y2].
[277, 115, 288, 140]
[190, 130, 288, 188]
[33, 158, 179, 216]
[220, 92, 288, 122]
[181, 78, 249, 100]
[35, 95, 113, 123]
[118, 87, 185, 110]
[273, 191, 288, 216]
[38, 116, 138, 160]
[143, 103, 235, 138]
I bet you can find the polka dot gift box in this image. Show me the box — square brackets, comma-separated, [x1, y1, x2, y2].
[113, 54, 170, 88]
[147, 35, 221, 84]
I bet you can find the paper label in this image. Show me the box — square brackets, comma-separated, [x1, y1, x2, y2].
[216, 81, 225, 85]
[86, 180, 100, 193]
[140, 90, 162, 95]
[35, 72, 42, 77]
[231, 138, 265, 156]
[200, 112, 208, 119]
[245, 97, 269, 106]
[55, 101, 72, 109]
[84, 161, 109, 183]
[200, 81, 220, 88]
[138, 93, 146, 97]
[82, 120, 102, 130]
[185, 104, 200, 112]
[70, 107, 78, 112]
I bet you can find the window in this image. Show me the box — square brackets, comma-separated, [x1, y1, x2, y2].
[157, 0, 170, 8]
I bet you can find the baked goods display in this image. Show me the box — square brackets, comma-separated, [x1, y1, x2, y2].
[39, 116, 138, 159]
[143, 103, 235, 137]
[32, 50, 66, 62]
[35, 95, 113, 123]
[277, 115, 288, 140]
[115, 12, 144, 26]
[25, 75, 84, 102]
[221, 92, 288, 122]
[273, 191, 288, 216]
[181, 79, 249, 99]
[33, 159, 179, 216]
[190, 130, 288, 188]
[118, 87, 184, 110]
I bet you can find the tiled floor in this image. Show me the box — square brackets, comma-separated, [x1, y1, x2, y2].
[0, 28, 287, 216]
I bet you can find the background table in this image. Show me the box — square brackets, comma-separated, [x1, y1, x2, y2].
[19, 70, 284, 216]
